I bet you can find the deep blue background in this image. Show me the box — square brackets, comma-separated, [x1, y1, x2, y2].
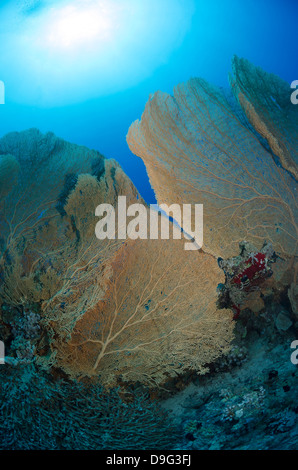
[0, 0, 297, 202]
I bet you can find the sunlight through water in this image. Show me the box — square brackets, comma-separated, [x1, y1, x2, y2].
[0, 0, 194, 106]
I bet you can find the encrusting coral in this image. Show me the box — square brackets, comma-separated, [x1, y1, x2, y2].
[217, 241, 276, 318]
[0, 363, 179, 450]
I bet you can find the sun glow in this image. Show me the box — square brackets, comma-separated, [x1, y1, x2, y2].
[46, 3, 116, 49]
[0, 0, 194, 105]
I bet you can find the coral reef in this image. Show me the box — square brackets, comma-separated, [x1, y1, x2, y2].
[125, 57, 297, 449]
[1, 56, 297, 449]
[163, 296, 298, 450]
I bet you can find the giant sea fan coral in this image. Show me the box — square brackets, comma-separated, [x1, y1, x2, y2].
[0, 129, 234, 388]
[58, 236, 233, 387]
[230, 56, 298, 180]
[0, 129, 139, 310]
[0, 154, 20, 200]
[127, 58, 297, 261]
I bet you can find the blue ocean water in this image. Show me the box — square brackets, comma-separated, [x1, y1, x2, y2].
[0, 0, 297, 202]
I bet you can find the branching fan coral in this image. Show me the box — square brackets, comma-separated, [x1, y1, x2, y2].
[58, 236, 233, 387]
[0, 128, 234, 388]
[0, 129, 139, 311]
[230, 56, 298, 180]
[127, 57, 297, 261]
[1, 57, 297, 450]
